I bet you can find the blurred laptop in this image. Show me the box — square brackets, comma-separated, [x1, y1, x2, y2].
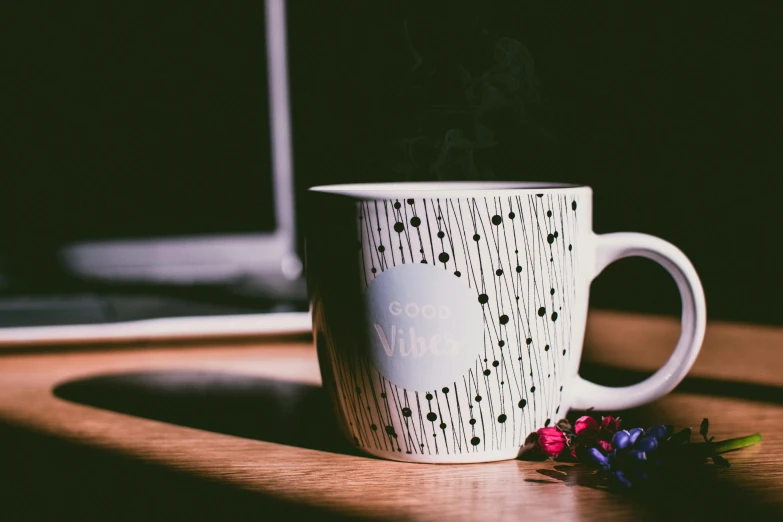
[0, 0, 310, 345]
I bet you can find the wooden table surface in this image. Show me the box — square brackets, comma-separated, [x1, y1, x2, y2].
[1, 310, 781, 521]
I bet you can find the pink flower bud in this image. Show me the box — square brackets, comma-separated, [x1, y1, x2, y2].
[574, 416, 600, 438]
[569, 442, 581, 460]
[536, 427, 567, 457]
[596, 439, 613, 453]
[601, 416, 622, 434]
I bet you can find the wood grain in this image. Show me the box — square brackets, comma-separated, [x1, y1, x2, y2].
[584, 310, 783, 387]
[0, 310, 781, 521]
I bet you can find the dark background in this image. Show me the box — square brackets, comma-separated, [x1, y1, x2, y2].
[1, 1, 781, 325]
[1, 1, 276, 291]
[287, 1, 782, 325]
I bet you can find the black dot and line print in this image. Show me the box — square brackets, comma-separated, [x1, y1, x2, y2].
[325, 195, 580, 455]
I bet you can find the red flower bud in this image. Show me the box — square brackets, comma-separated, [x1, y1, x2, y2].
[569, 442, 581, 460]
[574, 416, 600, 438]
[601, 416, 621, 434]
[536, 427, 567, 457]
[596, 439, 613, 453]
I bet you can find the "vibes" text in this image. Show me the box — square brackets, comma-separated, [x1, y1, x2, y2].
[373, 324, 460, 357]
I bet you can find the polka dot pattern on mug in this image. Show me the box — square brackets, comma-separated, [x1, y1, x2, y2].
[321, 194, 583, 456]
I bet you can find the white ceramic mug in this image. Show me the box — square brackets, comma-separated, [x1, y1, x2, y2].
[306, 182, 705, 463]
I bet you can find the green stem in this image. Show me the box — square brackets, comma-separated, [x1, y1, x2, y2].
[713, 433, 762, 454]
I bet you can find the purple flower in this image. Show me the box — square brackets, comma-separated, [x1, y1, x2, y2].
[526, 416, 762, 490]
[628, 428, 644, 446]
[612, 430, 632, 450]
[587, 447, 611, 471]
[634, 436, 659, 453]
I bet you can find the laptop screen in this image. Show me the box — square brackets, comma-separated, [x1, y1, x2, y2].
[0, 2, 305, 328]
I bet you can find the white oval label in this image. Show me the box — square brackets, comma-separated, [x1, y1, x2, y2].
[364, 264, 484, 392]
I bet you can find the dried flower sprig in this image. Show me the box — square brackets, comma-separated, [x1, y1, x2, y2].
[522, 417, 762, 489]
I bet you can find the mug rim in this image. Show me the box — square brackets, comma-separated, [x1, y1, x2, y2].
[309, 181, 591, 199]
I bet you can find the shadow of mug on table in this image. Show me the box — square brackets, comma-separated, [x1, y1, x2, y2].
[53, 364, 783, 459]
[53, 370, 362, 456]
[51, 367, 783, 521]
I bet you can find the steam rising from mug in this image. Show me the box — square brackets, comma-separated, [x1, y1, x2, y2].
[384, 21, 548, 182]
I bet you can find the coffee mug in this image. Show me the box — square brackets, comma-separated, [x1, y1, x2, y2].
[306, 182, 705, 463]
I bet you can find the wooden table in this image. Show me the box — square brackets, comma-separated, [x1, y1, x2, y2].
[1, 310, 781, 521]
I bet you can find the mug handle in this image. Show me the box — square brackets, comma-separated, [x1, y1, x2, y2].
[570, 232, 707, 411]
